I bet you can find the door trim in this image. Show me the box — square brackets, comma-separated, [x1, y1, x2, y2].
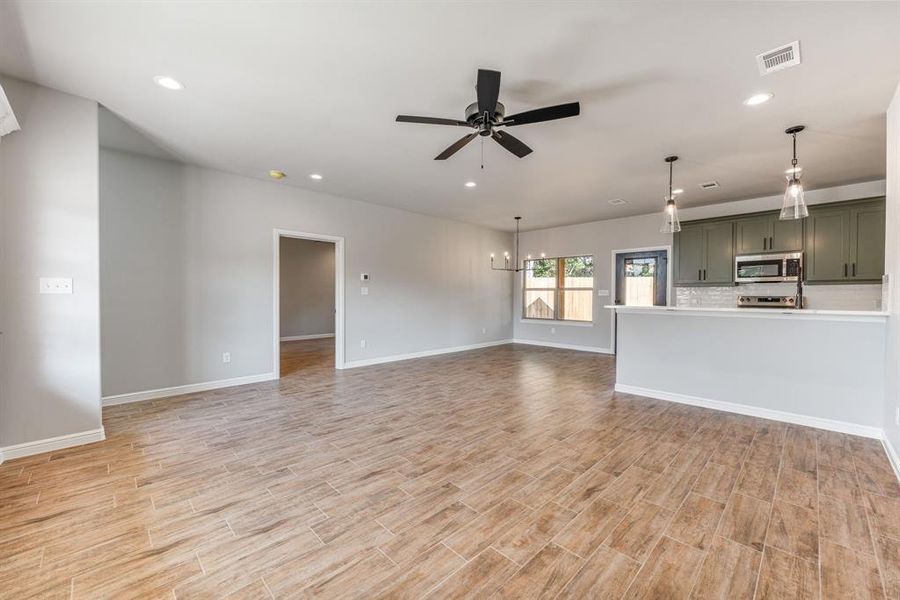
[273, 228, 346, 373]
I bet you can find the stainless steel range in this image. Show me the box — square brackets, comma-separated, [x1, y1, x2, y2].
[737, 295, 799, 309]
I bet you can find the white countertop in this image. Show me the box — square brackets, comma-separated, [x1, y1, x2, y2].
[604, 305, 889, 322]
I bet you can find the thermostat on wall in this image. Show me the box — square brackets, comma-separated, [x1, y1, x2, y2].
[360, 273, 369, 282]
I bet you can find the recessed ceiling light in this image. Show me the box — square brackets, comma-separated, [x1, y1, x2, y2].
[743, 92, 773, 106]
[309, 173, 323, 180]
[269, 170, 286, 180]
[465, 181, 477, 188]
[153, 75, 184, 90]
[672, 188, 684, 195]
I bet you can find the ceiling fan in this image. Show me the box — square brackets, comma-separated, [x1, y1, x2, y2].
[396, 69, 580, 160]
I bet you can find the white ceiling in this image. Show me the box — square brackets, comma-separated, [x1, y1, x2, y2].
[1, 1, 898, 231]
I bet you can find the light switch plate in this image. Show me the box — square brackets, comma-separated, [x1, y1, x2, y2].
[39, 277, 73, 294]
[597, 289, 610, 297]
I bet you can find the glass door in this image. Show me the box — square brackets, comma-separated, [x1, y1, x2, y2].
[615, 250, 668, 306]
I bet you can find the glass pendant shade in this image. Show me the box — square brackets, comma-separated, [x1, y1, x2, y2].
[780, 172, 808, 220]
[779, 126, 809, 220]
[660, 197, 681, 233]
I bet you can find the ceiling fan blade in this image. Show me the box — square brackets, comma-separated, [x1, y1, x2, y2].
[396, 115, 470, 127]
[477, 69, 501, 115]
[502, 102, 580, 127]
[491, 130, 532, 158]
[435, 132, 478, 160]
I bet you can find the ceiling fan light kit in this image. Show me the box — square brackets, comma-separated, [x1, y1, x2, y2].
[396, 68, 580, 161]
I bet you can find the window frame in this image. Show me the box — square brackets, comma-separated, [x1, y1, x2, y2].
[522, 254, 594, 322]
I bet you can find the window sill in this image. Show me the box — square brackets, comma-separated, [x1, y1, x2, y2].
[519, 319, 594, 328]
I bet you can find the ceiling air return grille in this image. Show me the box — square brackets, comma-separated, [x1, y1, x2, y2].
[757, 41, 801, 75]
[699, 181, 720, 190]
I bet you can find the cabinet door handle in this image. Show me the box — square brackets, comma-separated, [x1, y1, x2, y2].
[763, 237, 767, 250]
[769, 236, 773, 249]
[844, 263, 848, 277]
[852, 263, 856, 277]
[698, 269, 702, 281]
[703, 269, 707, 281]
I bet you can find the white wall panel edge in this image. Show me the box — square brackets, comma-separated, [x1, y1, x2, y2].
[0, 428, 106, 463]
[615, 384, 883, 439]
[102, 372, 277, 406]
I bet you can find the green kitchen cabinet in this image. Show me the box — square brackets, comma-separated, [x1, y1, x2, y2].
[674, 221, 734, 285]
[703, 221, 735, 283]
[675, 224, 704, 284]
[734, 216, 770, 254]
[770, 217, 804, 252]
[805, 198, 884, 282]
[734, 213, 803, 253]
[849, 202, 885, 280]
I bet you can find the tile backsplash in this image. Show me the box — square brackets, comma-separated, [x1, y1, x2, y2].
[675, 283, 883, 311]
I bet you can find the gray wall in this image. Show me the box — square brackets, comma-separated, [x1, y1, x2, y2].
[884, 83, 900, 459]
[0, 77, 101, 446]
[279, 237, 335, 338]
[100, 146, 513, 396]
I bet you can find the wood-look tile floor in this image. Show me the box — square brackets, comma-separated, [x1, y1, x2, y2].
[2, 339, 899, 599]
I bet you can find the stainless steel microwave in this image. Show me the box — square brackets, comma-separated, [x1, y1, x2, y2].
[734, 252, 803, 283]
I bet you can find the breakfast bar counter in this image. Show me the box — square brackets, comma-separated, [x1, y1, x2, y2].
[608, 305, 888, 437]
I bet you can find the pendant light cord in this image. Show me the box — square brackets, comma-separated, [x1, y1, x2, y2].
[792, 133, 798, 168]
[668, 160, 673, 200]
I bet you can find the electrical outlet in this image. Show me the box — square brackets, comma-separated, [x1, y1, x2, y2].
[360, 339, 366, 349]
[222, 352, 231, 363]
[481, 327, 487, 334]
[361, 287, 369, 296]
[39, 277, 73, 294]
[550, 327, 556, 334]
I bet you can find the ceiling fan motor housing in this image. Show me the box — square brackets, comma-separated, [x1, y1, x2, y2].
[466, 101, 505, 133]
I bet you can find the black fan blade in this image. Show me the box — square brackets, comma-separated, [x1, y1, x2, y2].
[435, 132, 478, 160]
[491, 130, 532, 158]
[502, 102, 580, 127]
[396, 115, 470, 127]
[477, 69, 501, 115]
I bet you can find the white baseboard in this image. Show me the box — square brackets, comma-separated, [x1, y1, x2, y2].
[280, 333, 335, 341]
[614, 383, 883, 440]
[0, 427, 106, 463]
[344, 339, 513, 369]
[512, 339, 613, 354]
[883, 435, 900, 480]
[103, 372, 277, 406]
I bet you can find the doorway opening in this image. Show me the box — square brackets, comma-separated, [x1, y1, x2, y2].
[609, 247, 670, 351]
[273, 229, 345, 376]
[615, 250, 669, 307]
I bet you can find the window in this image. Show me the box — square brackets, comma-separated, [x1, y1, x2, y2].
[523, 255, 593, 322]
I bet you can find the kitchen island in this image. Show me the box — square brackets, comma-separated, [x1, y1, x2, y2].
[609, 305, 888, 437]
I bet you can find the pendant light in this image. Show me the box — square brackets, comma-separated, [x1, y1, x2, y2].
[660, 155, 681, 233]
[491, 216, 524, 272]
[780, 125, 808, 220]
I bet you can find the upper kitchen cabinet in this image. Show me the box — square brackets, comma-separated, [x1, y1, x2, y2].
[734, 213, 803, 254]
[674, 221, 734, 285]
[805, 197, 884, 282]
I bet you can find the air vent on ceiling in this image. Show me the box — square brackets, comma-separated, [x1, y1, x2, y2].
[757, 41, 801, 75]
[607, 198, 627, 205]
[699, 181, 720, 190]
